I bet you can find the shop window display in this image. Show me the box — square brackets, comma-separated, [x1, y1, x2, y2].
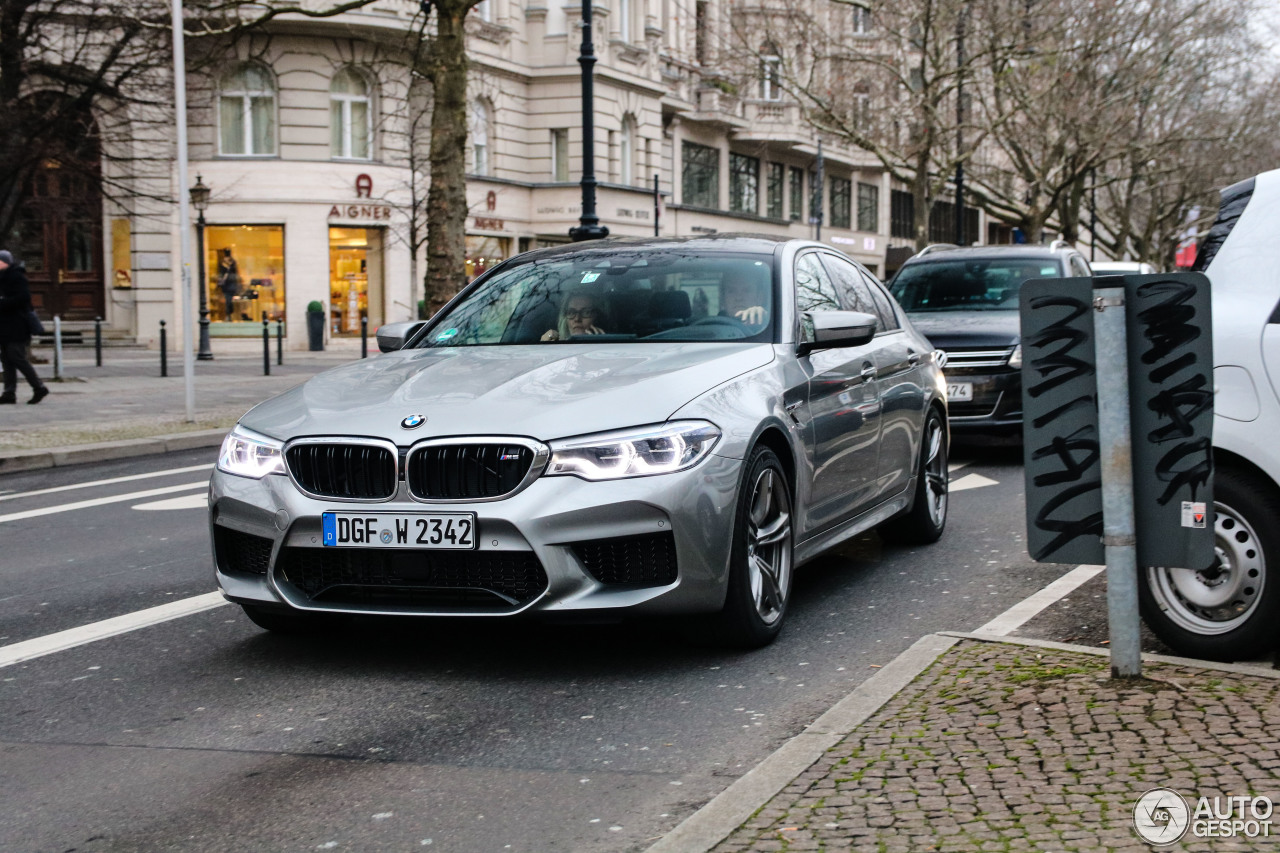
[206, 225, 285, 329]
[465, 235, 510, 281]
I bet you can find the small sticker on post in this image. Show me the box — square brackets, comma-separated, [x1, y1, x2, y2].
[1181, 501, 1207, 529]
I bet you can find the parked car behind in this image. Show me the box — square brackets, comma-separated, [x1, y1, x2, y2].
[1091, 260, 1158, 275]
[210, 236, 949, 648]
[1138, 171, 1280, 661]
[887, 242, 1092, 437]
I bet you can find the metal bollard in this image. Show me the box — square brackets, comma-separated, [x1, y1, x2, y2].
[160, 320, 167, 377]
[361, 316, 368, 359]
[94, 317, 102, 367]
[276, 320, 283, 366]
[262, 319, 270, 376]
[53, 315, 63, 381]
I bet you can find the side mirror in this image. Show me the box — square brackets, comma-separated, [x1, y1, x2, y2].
[375, 321, 426, 352]
[796, 311, 878, 356]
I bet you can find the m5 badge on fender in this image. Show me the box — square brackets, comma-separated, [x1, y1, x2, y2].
[401, 414, 426, 429]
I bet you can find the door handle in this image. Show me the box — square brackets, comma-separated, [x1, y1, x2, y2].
[907, 350, 921, 366]
[860, 364, 876, 380]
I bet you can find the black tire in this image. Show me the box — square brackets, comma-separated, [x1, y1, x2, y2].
[709, 446, 795, 648]
[879, 407, 948, 545]
[1139, 466, 1280, 662]
[240, 603, 337, 635]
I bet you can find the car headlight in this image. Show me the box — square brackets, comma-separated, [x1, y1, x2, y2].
[545, 421, 722, 481]
[217, 425, 286, 479]
[1007, 344, 1023, 369]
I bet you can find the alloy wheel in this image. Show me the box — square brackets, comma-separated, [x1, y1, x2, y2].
[746, 467, 793, 626]
[922, 416, 948, 528]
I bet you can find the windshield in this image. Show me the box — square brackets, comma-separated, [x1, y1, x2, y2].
[413, 250, 776, 346]
[888, 258, 1064, 312]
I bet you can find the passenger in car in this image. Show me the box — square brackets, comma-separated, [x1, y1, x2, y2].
[720, 277, 769, 329]
[541, 290, 610, 341]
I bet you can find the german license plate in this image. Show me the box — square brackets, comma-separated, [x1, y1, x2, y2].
[947, 382, 974, 402]
[322, 512, 476, 549]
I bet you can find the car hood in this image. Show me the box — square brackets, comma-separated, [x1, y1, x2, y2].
[905, 310, 1021, 349]
[240, 343, 775, 441]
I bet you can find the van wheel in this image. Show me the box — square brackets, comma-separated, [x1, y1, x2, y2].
[710, 446, 794, 648]
[1139, 466, 1280, 661]
[879, 408, 948, 545]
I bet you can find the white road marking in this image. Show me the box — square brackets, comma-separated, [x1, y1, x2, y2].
[0, 481, 208, 524]
[974, 564, 1105, 636]
[133, 494, 210, 511]
[949, 472, 999, 492]
[0, 592, 228, 668]
[947, 461, 970, 473]
[0, 464, 212, 503]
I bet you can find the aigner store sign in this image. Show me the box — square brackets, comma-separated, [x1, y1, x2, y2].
[328, 174, 392, 221]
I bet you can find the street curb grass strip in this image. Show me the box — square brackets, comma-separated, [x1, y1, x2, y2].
[646, 634, 961, 853]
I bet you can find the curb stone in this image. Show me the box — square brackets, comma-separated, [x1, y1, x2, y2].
[0, 429, 227, 473]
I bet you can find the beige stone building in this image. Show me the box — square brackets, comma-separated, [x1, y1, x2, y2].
[20, 0, 932, 350]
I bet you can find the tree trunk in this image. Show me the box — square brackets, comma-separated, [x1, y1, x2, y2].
[911, 148, 932, 250]
[423, 1, 471, 319]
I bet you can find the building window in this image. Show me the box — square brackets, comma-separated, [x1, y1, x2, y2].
[852, 3, 872, 34]
[330, 68, 372, 160]
[890, 189, 914, 238]
[830, 176, 852, 229]
[621, 116, 636, 185]
[695, 0, 709, 65]
[789, 165, 804, 221]
[219, 65, 276, 156]
[205, 225, 285, 327]
[552, 128, 570, 181]
[857, 182, 879, 232]
[618, 0, 631, 41]
[470, 100, 491, 175]
[760, 51, 781, 101]
[766, 162, 784, 219]
[682, 141, 719, 208]
[730, 153, 759, 214]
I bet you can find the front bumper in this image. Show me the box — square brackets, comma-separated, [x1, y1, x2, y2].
[944, 367, 1023, 434]
[210, 454, 743, 618]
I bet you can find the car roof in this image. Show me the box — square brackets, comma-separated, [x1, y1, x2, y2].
[508, 233, 812, 265]
[900, 244, 1078, 266]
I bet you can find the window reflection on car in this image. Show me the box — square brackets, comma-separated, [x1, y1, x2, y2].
[889, 259, 1064, 312]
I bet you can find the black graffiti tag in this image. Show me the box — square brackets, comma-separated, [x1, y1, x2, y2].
[1136, 278, 1213, 505]
[1025, 294, 1102, 561]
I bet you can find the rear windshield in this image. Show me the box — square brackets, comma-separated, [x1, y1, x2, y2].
[412, 250, 777, 347]
[888, 258, 1065, 312]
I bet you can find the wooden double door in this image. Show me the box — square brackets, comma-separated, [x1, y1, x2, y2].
[16, 161, 104, 321]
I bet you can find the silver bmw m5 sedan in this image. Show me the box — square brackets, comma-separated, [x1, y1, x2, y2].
[210, 235, 950, 647]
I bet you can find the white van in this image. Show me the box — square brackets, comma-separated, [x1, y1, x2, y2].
[1139, 170, 1280, 661]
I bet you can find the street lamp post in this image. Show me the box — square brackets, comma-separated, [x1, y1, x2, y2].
[190, 174, 213, 360]
[568, 0, 609, 242]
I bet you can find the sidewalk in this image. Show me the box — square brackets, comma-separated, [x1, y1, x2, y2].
[0, 339, 367, 471]
[653, 634, 1280, 852]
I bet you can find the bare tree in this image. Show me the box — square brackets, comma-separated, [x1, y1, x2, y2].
[727, 0, 1023, 248]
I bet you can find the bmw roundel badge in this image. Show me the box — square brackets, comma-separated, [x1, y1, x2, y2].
[401, 414, 427, 429]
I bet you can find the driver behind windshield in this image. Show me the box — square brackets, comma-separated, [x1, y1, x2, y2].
[720, 277, 769, 330]
[542, 289, 610, 341]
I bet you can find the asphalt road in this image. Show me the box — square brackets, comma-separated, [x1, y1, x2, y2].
[0, 445, 1076, 853]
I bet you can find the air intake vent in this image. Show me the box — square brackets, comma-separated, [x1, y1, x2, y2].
[215, 526, 274, 575]
[286, 443, 397, 500]
[572, 532, 678, 586]
[407, 444, 537, 500]
[276, 547, 548, 612]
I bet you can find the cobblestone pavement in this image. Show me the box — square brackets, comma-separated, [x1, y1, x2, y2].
[713, 640, 1280, 852]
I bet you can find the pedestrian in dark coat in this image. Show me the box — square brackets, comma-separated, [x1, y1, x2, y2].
[0, 250, 49, 404]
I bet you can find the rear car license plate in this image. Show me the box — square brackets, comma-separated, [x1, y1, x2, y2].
[947, 382, 974, 402]
[322, 512, 477, 549]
